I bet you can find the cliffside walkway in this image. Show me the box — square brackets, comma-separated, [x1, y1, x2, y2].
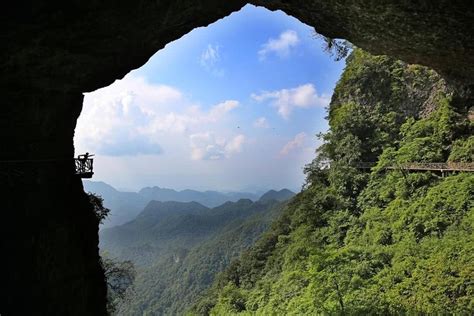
[0, 157, 94, 180]
[354, 162, 474, 173]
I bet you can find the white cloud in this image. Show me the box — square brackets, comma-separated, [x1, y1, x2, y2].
[208, 100, 239, 122]
[190, 132, 245, 160]
[201, 44, 220, 66]
[254, 117, 270, 128]
[144, 100, 238, 135]
[258, 30, 300, 60]
[251, 83, 330, 119]
[76, 76, 182, 156]
[225, 134, 245, 154]
[144, 112, 194, 134]
[280, 132, 307, 156]
[75, 75, 239, 157]
[200, 44, 224, 77]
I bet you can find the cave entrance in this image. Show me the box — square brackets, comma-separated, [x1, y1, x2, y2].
[5, 1, 473, 315]
[73, 4, 346, 313]
[74, 4, 346, 215]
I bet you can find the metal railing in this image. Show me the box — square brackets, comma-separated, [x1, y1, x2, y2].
[353, 162, 474, 172]
[74, 158, 94, 178]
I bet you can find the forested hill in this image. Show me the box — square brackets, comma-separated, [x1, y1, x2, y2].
[83, 181, 261, 228]
[191, 49, 474, 315]
[100, 193, 293, 314]
[259, 189, 295, 202]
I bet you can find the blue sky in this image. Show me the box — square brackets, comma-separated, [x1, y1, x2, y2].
[75, 4, 346, 192]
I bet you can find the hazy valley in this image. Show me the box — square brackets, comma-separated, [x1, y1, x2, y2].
[88, 182, 295, 314]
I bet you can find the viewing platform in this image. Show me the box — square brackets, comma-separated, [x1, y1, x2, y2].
[75, 157, 94, 178]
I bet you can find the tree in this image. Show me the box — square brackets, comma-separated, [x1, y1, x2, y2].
[87, 192, 135, 314]
[101, 256, 136, 314]
[87, 192, 110, 224]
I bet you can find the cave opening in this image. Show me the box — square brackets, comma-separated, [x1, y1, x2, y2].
[75, 4, 346, 313]
[75, 4, 346, 195]
[5, 1, 473, 315]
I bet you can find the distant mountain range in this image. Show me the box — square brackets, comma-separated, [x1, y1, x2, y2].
[100, 195, 293, 315]
[83, 181, 148, 229]
[259, 188, 296, 202]
[138, 186, 260, 208]
[83, 181, 294, 229]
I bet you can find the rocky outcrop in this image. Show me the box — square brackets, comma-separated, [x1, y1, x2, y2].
[1, 1, 473, 314]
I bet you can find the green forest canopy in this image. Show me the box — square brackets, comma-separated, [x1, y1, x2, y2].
[190, 49, 474, 315]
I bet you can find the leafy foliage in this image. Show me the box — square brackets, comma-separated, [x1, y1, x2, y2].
[449, 136, 474, 162]
[101, 256, 136, 314]
[314, 32, 352, 61]
[88, 192, 111, 224]
[191, 49, 474, 315]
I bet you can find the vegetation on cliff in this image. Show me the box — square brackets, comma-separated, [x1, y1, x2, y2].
[190, 49, 474, 315]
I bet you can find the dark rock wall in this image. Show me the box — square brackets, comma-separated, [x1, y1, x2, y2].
[1, 1, 473, 314]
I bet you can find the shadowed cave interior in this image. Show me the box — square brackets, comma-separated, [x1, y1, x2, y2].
[2, 1, 473, 314]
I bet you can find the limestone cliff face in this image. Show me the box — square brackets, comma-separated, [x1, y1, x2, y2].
[329, 49, 450, 119]
[1, 1, 473, 314]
